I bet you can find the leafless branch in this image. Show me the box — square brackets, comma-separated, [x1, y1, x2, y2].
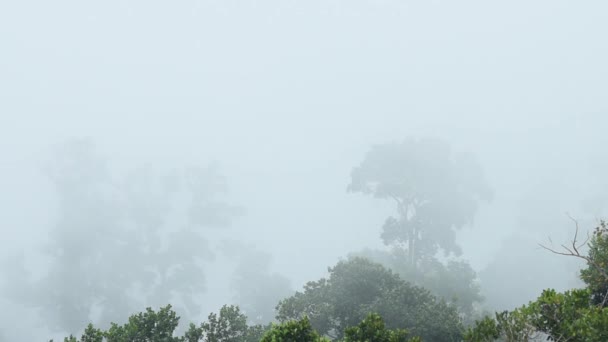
[539, 216, 608, 308]
[538, 243, 579, 258]
[577, 231, 591, 251]
[566, 214, 583, 255]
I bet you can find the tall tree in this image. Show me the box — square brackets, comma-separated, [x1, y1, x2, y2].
[348, 138, 492, 265]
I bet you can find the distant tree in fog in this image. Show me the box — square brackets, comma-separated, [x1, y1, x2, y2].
[222, 242, 292, 324]
[7, 139, 242, 334]
[348, 138, 492, 265]
[348, 138, 490, 320]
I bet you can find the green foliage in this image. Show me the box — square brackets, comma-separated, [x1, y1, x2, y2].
[494, 308, 539, 341]
[530, 288, 608, 341]
[203, 305, 249, 342]
[54, 305, 269, 342]
[105, 305, 180, 342]
[464, 310, 536, 342]
[463, 317, 499, 342]
[252, 313, 422, 342]
[276, 257, 463, 341]
[242, 325, 269, 342]
[260, 317, 328, 342]
[53, 324, 105, 342]
[353, 248, 482, 320]
[580, 221, 608, 306]
[80, 324, 105, 342]
[202, 305, 268, 342]
[465, 288, 608, 341]
[182, 323, 205, 342]
[343, 313, 418, 342]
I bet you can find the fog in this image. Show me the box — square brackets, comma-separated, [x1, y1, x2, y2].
[1, 1, 608, 340]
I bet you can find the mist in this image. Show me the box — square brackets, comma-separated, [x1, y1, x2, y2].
[1, 1, 608, 341]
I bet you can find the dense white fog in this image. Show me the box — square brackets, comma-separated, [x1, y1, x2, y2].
[1, 1, 608, 341]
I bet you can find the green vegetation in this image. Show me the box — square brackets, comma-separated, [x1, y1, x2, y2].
[54, 305, 267, 342]
[465, 221, 608, 341]
[53, 307, 424, 342]
[276, 258, 462, 341]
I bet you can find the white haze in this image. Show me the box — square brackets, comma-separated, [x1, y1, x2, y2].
[1, 0, 608, 340]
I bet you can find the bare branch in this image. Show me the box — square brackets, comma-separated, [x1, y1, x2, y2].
[538, 243, 582, 258]
[539, 216, 608, 309]
[577, 231, 591, 251]
[560, 244, 575, 255]
[566, 214, 581, 255]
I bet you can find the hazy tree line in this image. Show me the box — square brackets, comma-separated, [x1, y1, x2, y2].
[1, 137, 607, 341]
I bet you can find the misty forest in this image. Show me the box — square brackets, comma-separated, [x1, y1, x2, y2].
[2, 1, 608, 342]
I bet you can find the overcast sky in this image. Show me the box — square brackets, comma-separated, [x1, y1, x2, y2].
[2, 1, 608, 340]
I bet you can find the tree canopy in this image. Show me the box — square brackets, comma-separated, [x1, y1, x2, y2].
[353, 248, 483, 320]
[275, 257, 463, 341]
[54, 306, 427, 342]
